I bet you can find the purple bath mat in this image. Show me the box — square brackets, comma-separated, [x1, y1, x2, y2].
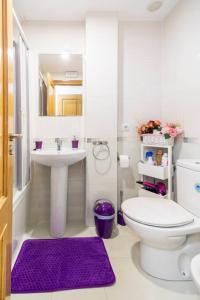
[11, 237, 115, 293]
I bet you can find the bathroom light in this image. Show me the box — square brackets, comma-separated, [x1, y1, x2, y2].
[61, 51, 70, 60]
[147, 1, 163, 12]
[65, 71, 79, 78]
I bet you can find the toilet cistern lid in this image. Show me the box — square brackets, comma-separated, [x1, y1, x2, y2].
[122, 197, 194, 228]
[177, 159, 200, 172]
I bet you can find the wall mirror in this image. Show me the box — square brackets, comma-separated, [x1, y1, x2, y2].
[39, 53, 83, 116]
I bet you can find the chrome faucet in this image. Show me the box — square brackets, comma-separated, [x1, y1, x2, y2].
[55, 138, 63, 151]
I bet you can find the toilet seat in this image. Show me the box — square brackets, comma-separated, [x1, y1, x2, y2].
[122, 197, 194, 228]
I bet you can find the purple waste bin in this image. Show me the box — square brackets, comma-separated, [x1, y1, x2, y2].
[94, 200, 115, 239]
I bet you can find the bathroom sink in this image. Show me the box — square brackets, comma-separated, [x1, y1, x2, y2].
[31, 149, 86, 167]
[31, 148, 86, 238]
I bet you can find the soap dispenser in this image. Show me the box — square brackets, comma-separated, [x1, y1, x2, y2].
[72, 136, 79, 149]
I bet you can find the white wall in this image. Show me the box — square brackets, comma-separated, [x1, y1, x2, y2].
[21, 1, 200, 229]
[85, 14, 118, 139]
[30, 160, 85, 227]
[162, 0, 200, 160]
[118, 21, 162, 200]
[119, 1, 200, 202]
[22, 21, 86, 226]
[12, 185, 30, 256]
[162, 0, 200, 138]
[85, 14, 118, 225]
[23, 19, 163, 226]
[22, 21, 85, 140]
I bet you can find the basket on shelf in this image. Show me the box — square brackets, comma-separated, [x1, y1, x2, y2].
[142, 134, 174, 146]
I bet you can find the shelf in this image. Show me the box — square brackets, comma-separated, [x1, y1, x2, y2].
[138, 162, 170, 180]
[142, 144, 173, 149]
[139, 139, 173, 199]
[138, 187, 167, 199]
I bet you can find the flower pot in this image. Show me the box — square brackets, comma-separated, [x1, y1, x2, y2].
[142, 134, 174, 146]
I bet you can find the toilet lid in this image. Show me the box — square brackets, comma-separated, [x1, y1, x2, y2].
[122, 197, 194, 228]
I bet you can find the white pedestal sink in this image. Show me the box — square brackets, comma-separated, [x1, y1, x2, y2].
[31, 149, 86, 237]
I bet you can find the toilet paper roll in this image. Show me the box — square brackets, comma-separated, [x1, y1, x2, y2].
[119, 155, 129, 168]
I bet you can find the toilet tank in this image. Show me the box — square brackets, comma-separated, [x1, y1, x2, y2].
[177, 159, 200, 217]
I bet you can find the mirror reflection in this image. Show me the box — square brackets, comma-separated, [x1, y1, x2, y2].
[39, 54, 83, 116]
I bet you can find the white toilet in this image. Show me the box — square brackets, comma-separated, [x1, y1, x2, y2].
[122, 159, 200, 281]
[191, 254, 200, 292]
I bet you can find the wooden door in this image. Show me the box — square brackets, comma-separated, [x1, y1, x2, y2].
[62, 99, 77, 116]
[46, 72, 55, 116]
[57, 94, 82, 116]
[0, 0, 13, 299]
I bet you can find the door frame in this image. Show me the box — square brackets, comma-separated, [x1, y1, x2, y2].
[0, 0, 13, 299]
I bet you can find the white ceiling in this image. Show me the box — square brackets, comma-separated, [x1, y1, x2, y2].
[13, 0, 179, 22]
[39, 54, 82, 75]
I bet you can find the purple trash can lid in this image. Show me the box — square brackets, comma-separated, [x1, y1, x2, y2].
[94, 200, 115, 216]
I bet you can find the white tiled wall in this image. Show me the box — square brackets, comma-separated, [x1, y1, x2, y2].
[118, 1, 200, 201]
[22, 21, 85, 140]
[12, 184, 30, 254]
[20, 0, 200, 229]
[162, 0, 200, 137]
[162, 0, 200, 160]
[85, 139, 117, 225]
[85, 14, 118, 139]
[85, 14, 118, 225]
[118, 21, 162, 200]
[21, 21, 86, 226]
[30, 160, 85, 227]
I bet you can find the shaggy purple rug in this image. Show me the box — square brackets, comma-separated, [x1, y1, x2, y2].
[11, 237, 115, 293]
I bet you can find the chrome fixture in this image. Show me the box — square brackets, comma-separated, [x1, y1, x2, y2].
[55, 138, 63, 151]
[9, 133, 23, 141]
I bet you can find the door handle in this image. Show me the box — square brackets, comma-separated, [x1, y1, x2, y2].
[9, 133, 23, 141]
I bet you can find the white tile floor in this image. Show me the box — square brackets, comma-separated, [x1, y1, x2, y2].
[11, 223, 199, 300]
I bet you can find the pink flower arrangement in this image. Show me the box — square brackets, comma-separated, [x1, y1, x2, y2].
[138, 121, 183, 139]
[138, 120, 162, 135]
[162, 123, 183, 139]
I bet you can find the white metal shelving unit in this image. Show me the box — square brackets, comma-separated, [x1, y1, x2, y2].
[138, 143, 173, 199]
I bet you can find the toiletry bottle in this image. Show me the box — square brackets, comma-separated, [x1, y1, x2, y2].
[146, 151, 154, 165]
[156, 149, 163, 166]
[162, 153, 168, 167]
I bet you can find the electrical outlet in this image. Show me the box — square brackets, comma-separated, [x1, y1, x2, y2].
[122, 123, 130, 132]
